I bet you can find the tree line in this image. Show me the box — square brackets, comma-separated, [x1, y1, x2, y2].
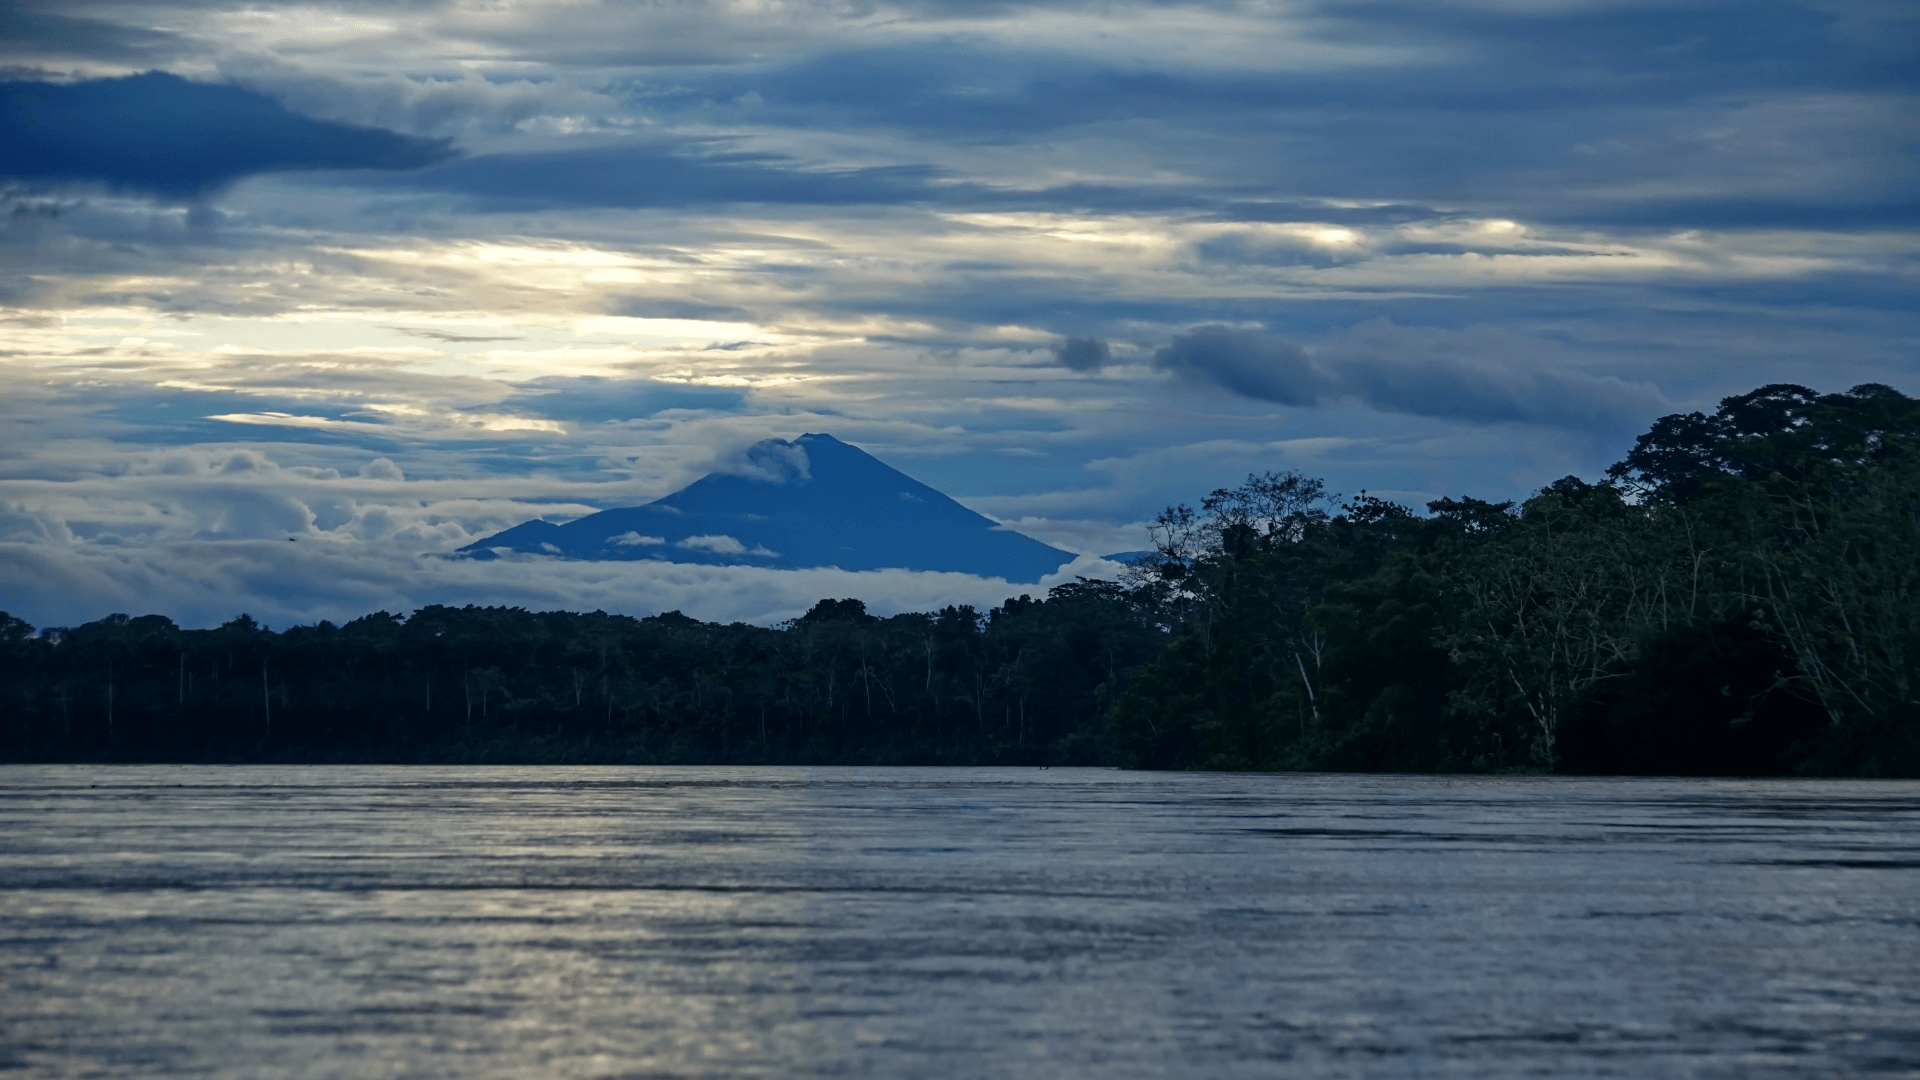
[0, 582, 1170, 765]
[1111, 382, 1919, 776]
[2, 382, 1915, 774]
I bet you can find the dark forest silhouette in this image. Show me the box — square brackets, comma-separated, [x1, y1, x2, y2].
[4, 383, 1916, 775]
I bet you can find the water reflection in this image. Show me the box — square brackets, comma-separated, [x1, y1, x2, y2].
[2, 767, 1916, 1077]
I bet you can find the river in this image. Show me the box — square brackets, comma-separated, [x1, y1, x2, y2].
[2, 766, 1916, 1077]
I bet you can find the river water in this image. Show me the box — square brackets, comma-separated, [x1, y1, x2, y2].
[1, 767, 1916, 1078]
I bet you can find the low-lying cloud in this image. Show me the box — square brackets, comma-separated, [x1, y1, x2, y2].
[677, 534, 777, 557]
[0, 533, 1126, 631]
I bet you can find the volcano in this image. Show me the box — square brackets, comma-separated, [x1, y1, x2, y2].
[460, 433, 1077, 583]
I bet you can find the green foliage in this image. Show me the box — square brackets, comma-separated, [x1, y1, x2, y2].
[1110, 382, 1920, 776]
[1732, 441, 1920, 773]
[1560, 617, 1824, 776]
[1110, 474, 1412, 770]
[0, 582, 1168, 765]
[1607, 382, 1920, 503]
[1439, 481, 1712, 767]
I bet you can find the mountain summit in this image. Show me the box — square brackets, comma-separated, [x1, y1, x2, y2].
[461, 434, 1076, 583]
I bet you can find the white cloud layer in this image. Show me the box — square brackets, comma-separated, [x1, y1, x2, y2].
[0, 533, 1129, 630]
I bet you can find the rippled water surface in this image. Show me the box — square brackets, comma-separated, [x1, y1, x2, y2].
[3, 767, 1918, 1078]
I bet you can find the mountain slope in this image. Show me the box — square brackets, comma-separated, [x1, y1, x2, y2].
[460, 433, 1076, 583]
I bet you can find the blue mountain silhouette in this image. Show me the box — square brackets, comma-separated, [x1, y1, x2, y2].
[460, 433, 1076, 582]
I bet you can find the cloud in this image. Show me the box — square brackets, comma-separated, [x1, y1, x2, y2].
[613, 298, 756, 322]
[359, 458, 405, 482]
[0, 72, 455, 199]
[0, 8, 187, 64]
[376, 137, 1317, 218]
[388, 144, 947, 210]
[1051, 336, 1110, 372]
[1314, 320, 1669, 431]
[650, 15, 1914, 230]
[211, 58, 624, 142]
[610, 532, 665, 546]
[6, 4, 1915, 231]
[0, 536, 1126, 631]
[677, 534, 777, 557]
[1154, 326, 1327, 406]
[504, 378, 750, 423]
[385, 327, 522, 343]
[0, 0, 1914, 633]
[1154, 322, 1665, 430]
[712, 438, 812, 484]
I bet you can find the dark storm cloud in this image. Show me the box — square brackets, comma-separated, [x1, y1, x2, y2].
[720, 1, 1904, 130]
[0, 72, 455, 199]
[0, 7, 186, 63]
[1153, 323, 1665, 431]
[1154, 327, 1327, 407]
[627, 1, 1915, 229]
[1, 1, 1909, 229]
[335, 0, 1913, 228]
[1051, 337, 1109, 372]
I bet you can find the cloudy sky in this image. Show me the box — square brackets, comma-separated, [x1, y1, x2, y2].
[2, 0, 1915, 628]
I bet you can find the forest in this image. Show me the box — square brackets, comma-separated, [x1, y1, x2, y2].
[2, 382, 1916, 775]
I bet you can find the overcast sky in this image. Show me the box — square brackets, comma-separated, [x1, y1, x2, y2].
[2, 0, 1915, 628]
